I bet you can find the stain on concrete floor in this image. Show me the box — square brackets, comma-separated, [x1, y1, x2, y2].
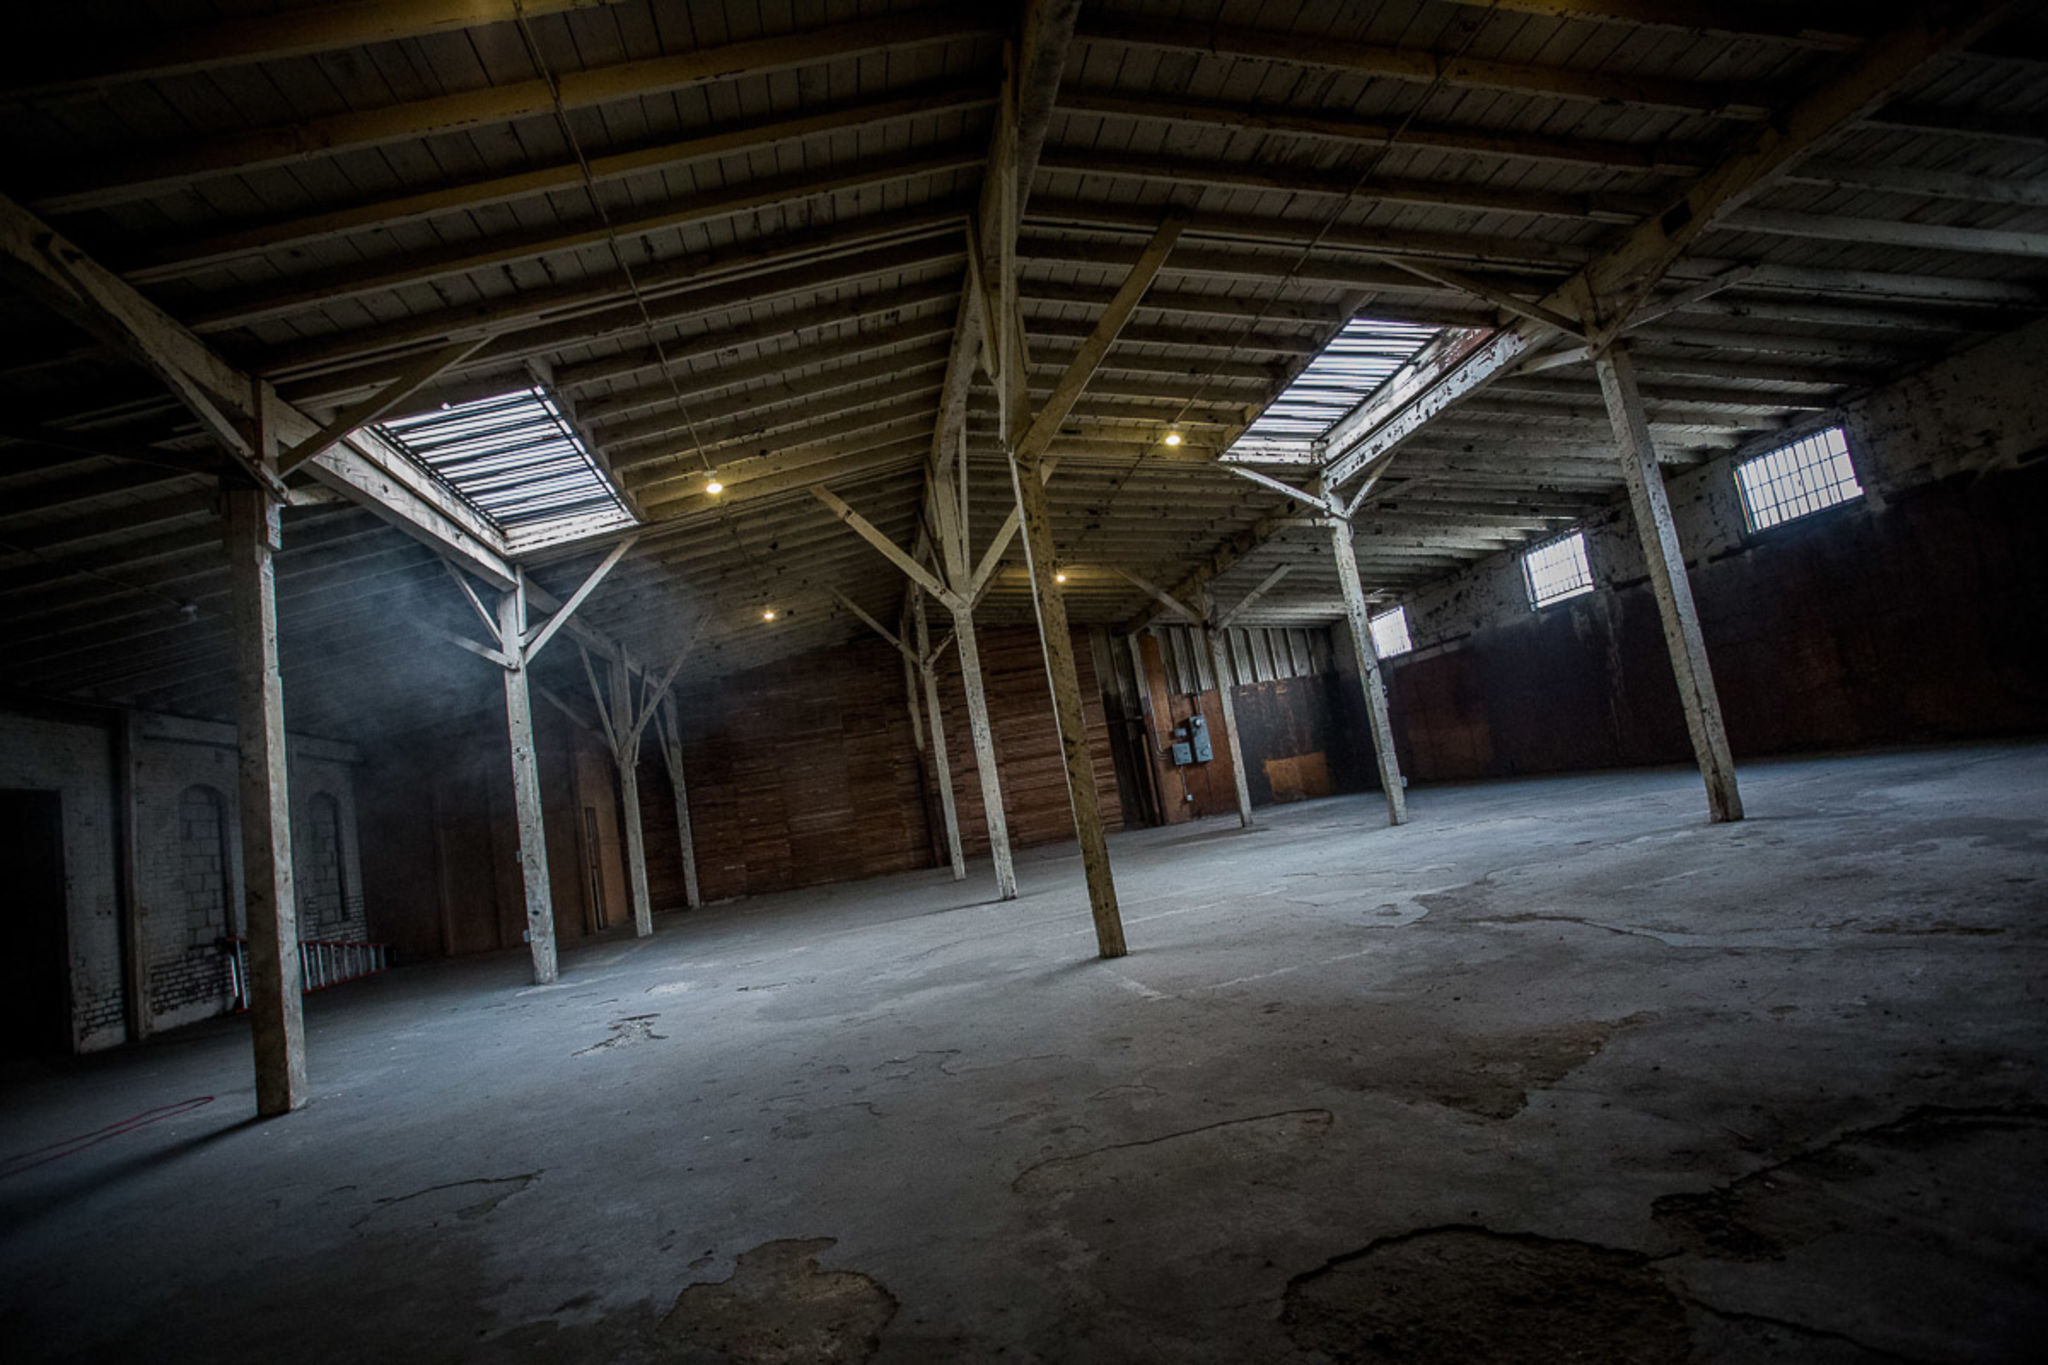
[1323, 1012, 1650, 1120]
[1282, 1226, 1690, 1364]
[574, 1014, 666, 1055]
[350, 1172, 537, 1230]
[659, 1238, 896, 1364]
[1012, 1108, 1334, 1196]
[1656, 1104, 2048, 1264]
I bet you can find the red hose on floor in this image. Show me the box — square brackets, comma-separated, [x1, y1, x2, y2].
[0, 1096, 215, 1180]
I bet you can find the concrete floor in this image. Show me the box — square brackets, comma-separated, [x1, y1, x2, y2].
[3, 744, 2046, 1363]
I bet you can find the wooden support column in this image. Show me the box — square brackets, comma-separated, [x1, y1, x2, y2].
[949, 604, 1018, 901]
[914, 596, 967, 882]
[495, 576, 561, 983]
[583, 636, 692, 936]
[607, 649, 654, 938]
[1594, 344, 1744, 823]
[1327, 517, 1410, 827]
[113, 708, 150, 1043]
[224, 483, 306, 1115]
[812, 480, 1017, 900]
[1200, 622, 1256, 830]
[655, 696, 702, 911]
[1008, 451, 1125, 957]
[436, 541, 635, 976]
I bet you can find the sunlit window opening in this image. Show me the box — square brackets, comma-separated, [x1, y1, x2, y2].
[1225, 318, 1441, 463]
[1524, 531, 1594, 609]
[1735, 426, 1863, 533]
[1370, 605, 1413, 658]
[375, 386, 635, 546]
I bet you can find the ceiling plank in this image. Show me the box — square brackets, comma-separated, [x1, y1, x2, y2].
[29, 9, 1001, 212]
[1072, 12, 1774, 117]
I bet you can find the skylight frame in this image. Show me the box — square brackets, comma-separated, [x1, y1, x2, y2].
[1223, 317, 1443, 465]
[373, 385, 636, 546]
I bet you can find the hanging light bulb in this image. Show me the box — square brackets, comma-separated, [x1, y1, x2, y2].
[1054, 568, 1068, 584]
[762, 608, 777, 622]
[1162, 430, 1184, 447]
[704, 474, 724, 495]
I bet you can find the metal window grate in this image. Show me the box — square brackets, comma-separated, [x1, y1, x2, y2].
[374, 386, 634, 536]
[1226, 318, 1441, 463]
[1524, 531, 1594, 608]
[1370, 605, 1413, 658]
[1735, 426, 1862, 532]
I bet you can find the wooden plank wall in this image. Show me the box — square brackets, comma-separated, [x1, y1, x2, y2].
[1384, 462, 2048, 782]
[1232, 673, 1379, 806]
[1129, 628, 1378, 821]
[923, 624, 1126, 853]
[362, 626, 1140, 956]
[667, 635, 934, 901]
[358, 701, 610, 957]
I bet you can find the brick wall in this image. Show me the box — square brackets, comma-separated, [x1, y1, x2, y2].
[358, 625, 1146, 959]
[0, 703, 367, 1050]
[0, 709, 123, 1052]
[145, 784, 236, 1023]
[916, 624, 1125, 854]
[1375, 318, 2048, 783]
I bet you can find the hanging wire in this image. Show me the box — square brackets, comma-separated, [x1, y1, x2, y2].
[1075, 2, 1506, 553]
[507, 0, 763, 582]
[1159, 0, 1505, 433]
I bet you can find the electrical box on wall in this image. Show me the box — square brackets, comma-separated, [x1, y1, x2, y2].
[1188, 713, 1213, 763]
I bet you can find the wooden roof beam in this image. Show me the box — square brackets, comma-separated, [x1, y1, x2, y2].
[0, 191, 524, 585]
[3, 1, 626, 100]
[906, 0, 1082, 632]
[261, 203, 968, 384]
[185, 145, 983, 331]
[29, 9, 1002, 212]
[1053, 87, 1717, 173]
[1035, 146, 1655, 223]
[129, 82, 996, 282]
[1072, 12, 1776, 117]
[1426, 0, 1875, 46]
[572, 318, 960, 429]
[547, 277, 960, 393]
[1320, 0, 2013, 494]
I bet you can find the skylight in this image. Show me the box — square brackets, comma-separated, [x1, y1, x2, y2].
[375, 386, 634, 545]
[1225, 318, 1441, 463]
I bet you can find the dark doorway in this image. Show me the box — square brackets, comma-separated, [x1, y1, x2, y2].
[1, 789, 71, 1059]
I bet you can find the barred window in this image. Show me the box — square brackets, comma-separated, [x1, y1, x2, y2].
[1735, 426, 1862, 532]
[1524, 531, 1594, 609]
[1370, 606, 1413, 658]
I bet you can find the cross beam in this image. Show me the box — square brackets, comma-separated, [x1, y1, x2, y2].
[0, 190, 518, 588]
[1319, 0, 2011, 494]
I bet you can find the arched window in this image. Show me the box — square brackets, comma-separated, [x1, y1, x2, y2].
[177, 786, 233, 945]
[303, 793, 347, 933]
